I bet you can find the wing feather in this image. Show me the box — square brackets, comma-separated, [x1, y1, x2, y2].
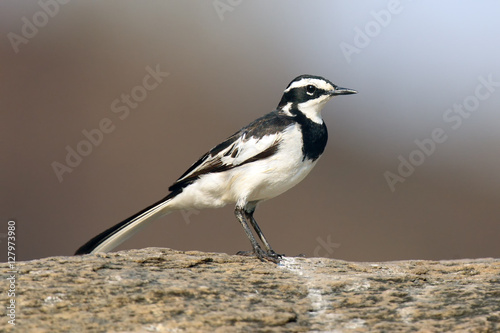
[168, 111, 295, 195]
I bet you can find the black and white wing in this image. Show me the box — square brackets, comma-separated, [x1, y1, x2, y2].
[168, 111, 294, 195]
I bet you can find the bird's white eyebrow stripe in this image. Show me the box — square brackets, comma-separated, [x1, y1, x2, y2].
[284, 78, 335, 93]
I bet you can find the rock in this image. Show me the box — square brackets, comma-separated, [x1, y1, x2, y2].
[1, 248, 499, 332]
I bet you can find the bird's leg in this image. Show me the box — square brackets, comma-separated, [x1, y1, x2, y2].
[234, 207, 279, 263]
[244, 208, 283, 260]
[234, 207, 265, 258]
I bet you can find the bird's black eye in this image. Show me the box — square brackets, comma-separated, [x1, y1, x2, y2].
[306, 85, 316, 95]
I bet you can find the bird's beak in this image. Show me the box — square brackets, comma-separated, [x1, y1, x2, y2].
[330, 86, 358, 96]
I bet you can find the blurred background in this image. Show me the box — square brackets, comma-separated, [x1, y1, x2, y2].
[1, 1, 499, 262]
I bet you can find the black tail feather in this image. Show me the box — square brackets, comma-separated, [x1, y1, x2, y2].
[74, 193, 176, 255]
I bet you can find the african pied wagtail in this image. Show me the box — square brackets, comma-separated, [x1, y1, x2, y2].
[75, 75, 357, 262]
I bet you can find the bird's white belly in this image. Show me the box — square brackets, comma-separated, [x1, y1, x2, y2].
[168, 125, 319, 210]
[239, 148, 317, 202]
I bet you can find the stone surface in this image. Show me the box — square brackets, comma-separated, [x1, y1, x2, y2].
[1, 248, 499, 332]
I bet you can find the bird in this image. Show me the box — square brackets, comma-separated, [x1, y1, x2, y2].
[75, 74, 357, 262]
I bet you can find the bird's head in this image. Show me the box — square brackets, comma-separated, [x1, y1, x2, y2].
[278, 74, 357, 123]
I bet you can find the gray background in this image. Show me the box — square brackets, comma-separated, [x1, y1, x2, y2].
[2, 1, 499, 262]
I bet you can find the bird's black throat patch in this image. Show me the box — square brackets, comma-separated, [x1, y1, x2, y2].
[290, 106, 328, 161]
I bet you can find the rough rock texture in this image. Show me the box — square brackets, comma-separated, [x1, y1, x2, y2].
[1, 248, 499, 332]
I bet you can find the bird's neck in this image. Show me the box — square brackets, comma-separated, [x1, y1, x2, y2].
[278, 102, 324, 125]
[276, 104, 328, 161]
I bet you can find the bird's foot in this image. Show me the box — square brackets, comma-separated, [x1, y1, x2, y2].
[267, 249, 285, 258]
[236, 248, 283, 263]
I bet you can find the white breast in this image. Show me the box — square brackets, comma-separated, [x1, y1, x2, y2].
[168, 124, 318, 210]
[241, 124, 318, 202]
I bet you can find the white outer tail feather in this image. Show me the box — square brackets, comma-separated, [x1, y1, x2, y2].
[89, 199, 173, 254]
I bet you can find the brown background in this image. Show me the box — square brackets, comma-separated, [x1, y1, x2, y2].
[1, 1, 499, 262]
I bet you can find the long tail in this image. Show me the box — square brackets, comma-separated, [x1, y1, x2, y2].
[75, 194, 175, 255]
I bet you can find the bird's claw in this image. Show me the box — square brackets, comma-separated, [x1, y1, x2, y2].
[236, 248, 283, 263]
